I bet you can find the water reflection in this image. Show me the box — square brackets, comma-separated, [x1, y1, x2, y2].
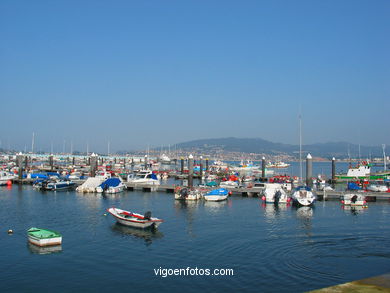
[293, 206, 314, 236]
[204, 199, 228, 213]
[261, 203, 289, 220]
[342, 205, 367, 216]
[111, 223, 163, 246]
[28, 243, 62, 255]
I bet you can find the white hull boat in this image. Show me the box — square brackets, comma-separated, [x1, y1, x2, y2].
[0, 171, 16, 185]
[341, 193, 367, 207]
[262, 184, 290, 204]
[107, 207, 163, 229]
[204, 188, 229, 202]
[174, 187, 203, 200]
[76, 177, 104, 193]
[219, 180, 239, 188]
[96, 178, 126, 194]
[27, 228, 62, 247]
[291, 186, 316, 206]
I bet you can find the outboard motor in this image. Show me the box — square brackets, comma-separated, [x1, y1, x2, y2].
[274, 190, 281, 204]
[180, 188, 188, 199]
[144, 211, 152, 220]
[351, 195, 358, 203]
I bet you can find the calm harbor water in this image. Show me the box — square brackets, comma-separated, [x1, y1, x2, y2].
[1, 182, 390, 293]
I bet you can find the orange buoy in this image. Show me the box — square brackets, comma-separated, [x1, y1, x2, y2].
[6, 180, 12, 186]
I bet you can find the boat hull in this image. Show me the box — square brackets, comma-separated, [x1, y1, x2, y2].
[107, 208, 163, 229]
[204, 195, 228, 201]
[28, 235, 62, 247]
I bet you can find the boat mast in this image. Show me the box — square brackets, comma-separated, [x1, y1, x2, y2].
[299, 112, 303, 183]
[31, 132, 35, 153]
[383, 144, 387, 171]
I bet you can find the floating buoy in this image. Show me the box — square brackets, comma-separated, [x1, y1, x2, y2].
[7, 180, 12, 186]
[7, 229, 13, 234]
[261, 196, 266, 201]
[103, 213, 107, 216]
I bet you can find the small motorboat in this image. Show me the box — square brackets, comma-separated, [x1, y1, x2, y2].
[107, 207, 163, 229]
[341, 193, 367, 207]
[174, 187, 203, 200]
[76, 177, 103, 193]
[204, 188, 229, 201]
[219, 180, 239, 188]
[366, 183, 388, 192]
[291, 186, 316, 206]
[96, 177, 126, 194]
[127, 170, 160, 186]
[0, 171, 16, 185]
[27, 227, 62, 247]
[261, 184, 290, 204]
[34, 178, 76, 191]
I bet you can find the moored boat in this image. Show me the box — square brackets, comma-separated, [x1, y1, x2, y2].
[341, 193, 367, 207]
[204, 188, 229, 201]
[27, 227, 62, 247]
[96, 177, 126, 194]
[174, 187, 203, 200]
[261, 183, 290, 204]
[291, 186, 316, 206]
[0, 171, 16, 185]
[34, 178, 76, 191]
[107, 207, 163, 229]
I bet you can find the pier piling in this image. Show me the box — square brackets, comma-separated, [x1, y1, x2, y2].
[199, 156, 203, 180]
[49, 155, 54, 171]
[16, 153, 24, 180]
[306, 153, 313, 187]
[205, 158, 209, 172]
[90, 153, 98, 177]
[261, 156, 266, 181]
[188, 154, 194, 188]
[331, 157, 336, 183]
[180, 157, 184, 174]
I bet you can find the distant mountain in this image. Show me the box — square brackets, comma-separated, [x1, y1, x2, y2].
[174, 137, 383, 158]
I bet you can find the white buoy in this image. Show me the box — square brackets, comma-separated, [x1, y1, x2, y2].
[7, 229, 13, 234]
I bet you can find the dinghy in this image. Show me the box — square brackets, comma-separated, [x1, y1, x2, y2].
[27, 227, 62, 247]
[107, 207, 163, 229]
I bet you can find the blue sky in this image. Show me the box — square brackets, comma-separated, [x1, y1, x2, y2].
[0, 0, 389, 152]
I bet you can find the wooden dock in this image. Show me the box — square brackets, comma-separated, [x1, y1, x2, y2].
[11, 178, 390, 201]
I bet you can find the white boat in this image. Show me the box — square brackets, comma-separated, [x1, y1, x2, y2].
[76, 177, 103, 193]
[336, 162, 371, 179]
[96, 177, 126, 194]
[291, 186, 316, 206]
[127, 170, 160, 186]
[159, 154, 171, 164]
[204, 188, 229, 202]
[366, 183, 388, 192]
[107, 207, 163, 229]
[341, 193, 367, 207]
[219, 180, 239, 188]
[27, 227, 62, 247]
[261, 183, 290, 204]
[266, 161, 290, 168]
[0, 171, 16, 185]
[174, 187, 203, 200]
[34, 178, 76, 191]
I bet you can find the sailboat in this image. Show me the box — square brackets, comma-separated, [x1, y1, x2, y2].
[291, 113, 316, 207]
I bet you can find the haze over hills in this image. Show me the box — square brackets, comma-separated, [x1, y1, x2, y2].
[173, 137, 384, 159]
